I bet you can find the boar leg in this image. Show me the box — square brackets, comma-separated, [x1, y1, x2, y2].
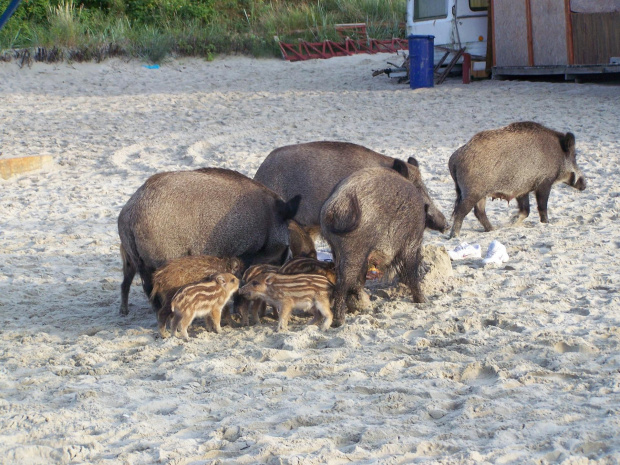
[157, 302, 173, 338]
[210, 308, 222, 334]
[140, 271, 158, 312]
[473, 198, 494, 232]
[238, 297, 251, 326]
[535, 182, 553, 223]
[119, 245, 136, 316]
[277, 303, 293, 332]
[450, 198, 476, 238]
[170, 313, 187, 340]
[255, 300, 269, 324]
[402, 247, 426, 304]
[314, 296, 333, 331]
[332, 253, 368, 326]
[513, 194, 530, 226]
[221, 302, 238, 328]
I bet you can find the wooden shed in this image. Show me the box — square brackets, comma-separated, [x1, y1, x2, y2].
[491, 0, 620, 79]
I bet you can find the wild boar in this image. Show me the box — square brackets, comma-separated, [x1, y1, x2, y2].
[321, 164, 434, 326]
[238, 264, 281, 326]
[151, 255, 242, 306]
[449, 122, 587, 237]
[167, 273, 239, 341]
[279, 257, 337, 285]
[117, 168, 300, 315]
[288, 220, 317, 259]
[254, 141, 446, 239]
[238, 272, 333, 331]
[150, 255, 242, 337]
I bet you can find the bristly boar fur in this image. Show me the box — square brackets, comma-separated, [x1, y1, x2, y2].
[238, 272, 333, 331]
[448, 121, 586, 237]
[321, 165, 433, 327]
[117, 168, 300, 316]
[254, 141, 446, 239]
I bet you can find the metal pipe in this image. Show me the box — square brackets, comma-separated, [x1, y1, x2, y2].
[406, 0, 414, 36]
[0, 0, 23, 32]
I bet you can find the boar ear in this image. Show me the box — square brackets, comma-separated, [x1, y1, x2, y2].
[264, 273, 274, 285]
[276, 194, 302, 221]
[560, 132, 575, 154]
[392, 159, 409, 178]
[407, 156, 419, 168]
[216, 275, 226, 285]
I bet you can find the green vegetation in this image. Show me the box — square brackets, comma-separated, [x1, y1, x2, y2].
[0, 0, 406, 63]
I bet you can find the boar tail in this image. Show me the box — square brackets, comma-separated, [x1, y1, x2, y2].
[325, 194, 362, 235]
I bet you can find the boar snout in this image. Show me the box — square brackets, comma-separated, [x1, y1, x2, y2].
[569, 173, 587, 191]
[425, 204, 448, 233]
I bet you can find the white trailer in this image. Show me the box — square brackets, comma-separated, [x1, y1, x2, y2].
[406, 0, 489, 62]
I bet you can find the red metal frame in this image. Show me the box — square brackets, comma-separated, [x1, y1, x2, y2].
[278, 37, 409, 62]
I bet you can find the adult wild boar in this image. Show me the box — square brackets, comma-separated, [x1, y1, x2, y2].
[321, 162, 442, 327]
[254, 141, 446, 238]
[118, 168, 300, 315]
[449, 122, 586, 237]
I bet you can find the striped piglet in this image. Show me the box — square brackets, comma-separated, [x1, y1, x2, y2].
[167, 272, 239, 341]
[239, 272, 333, 332]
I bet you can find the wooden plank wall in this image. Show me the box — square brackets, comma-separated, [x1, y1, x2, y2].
[531, 0, 568, 65]
[571, 12, 620, 64]
[493, 0, 529, 66]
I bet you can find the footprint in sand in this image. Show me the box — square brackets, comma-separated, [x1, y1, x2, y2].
[460, 362, 500, 386]
[109, 144, 148, 172]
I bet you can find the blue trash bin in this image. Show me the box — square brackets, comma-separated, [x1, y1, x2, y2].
[408, 35, 434, 89]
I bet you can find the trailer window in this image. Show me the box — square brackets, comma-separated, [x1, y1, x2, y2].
[414, 0, 448, 20]
[470, 0, 489, 11]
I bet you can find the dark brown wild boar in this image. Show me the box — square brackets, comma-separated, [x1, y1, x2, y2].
[321, 163, 436, 327]
[254, 141, 446, 238]
[117, 168, 300, 315]
[449, 122, 586, 237]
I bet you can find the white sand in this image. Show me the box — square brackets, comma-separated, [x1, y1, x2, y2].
[1, 54, 619, 464]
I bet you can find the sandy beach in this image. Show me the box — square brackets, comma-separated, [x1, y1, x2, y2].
[0, 53, 619, 464]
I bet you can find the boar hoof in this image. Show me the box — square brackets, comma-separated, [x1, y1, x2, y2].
[331, 318, 345, 328]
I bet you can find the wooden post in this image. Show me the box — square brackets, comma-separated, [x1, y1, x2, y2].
[564, 0, 574, 65]
[463, 53, 471, 84]
[491, 0, 497, 68]
[525, 0, 534, 66]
